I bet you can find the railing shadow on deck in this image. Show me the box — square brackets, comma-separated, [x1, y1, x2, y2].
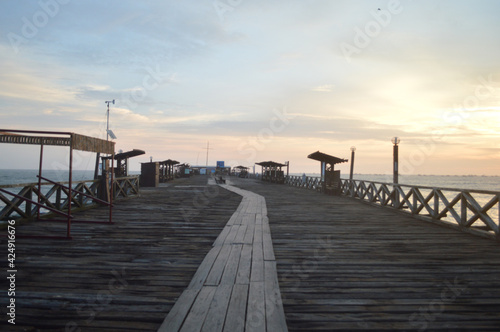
[285, 175, 500, 241]
[0, 175, 140, 222]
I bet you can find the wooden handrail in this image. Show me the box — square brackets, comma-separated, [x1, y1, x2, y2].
[285, 175, 499, 240]
[37, 176, 110, 206]
[0, 187, 71, 218]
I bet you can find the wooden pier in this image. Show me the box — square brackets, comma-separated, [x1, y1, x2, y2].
[1, 176, 500, 331]
[231, 177, 500, 331]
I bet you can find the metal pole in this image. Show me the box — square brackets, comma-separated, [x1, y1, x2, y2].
[109, 150, 114, 224]
[37, 144, 44, 220]
[67, 144, 73, 239]
[349, 149, 355, 181]
[206, 141, 209, 167]
[393, 144, 398, 184]
[106, 102, 110, 141]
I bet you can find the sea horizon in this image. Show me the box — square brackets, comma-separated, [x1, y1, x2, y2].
[0, 169, 498, 192]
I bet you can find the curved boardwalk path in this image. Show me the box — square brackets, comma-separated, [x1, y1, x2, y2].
[230, 177, 500, 331]
[158, 183, 287, 332]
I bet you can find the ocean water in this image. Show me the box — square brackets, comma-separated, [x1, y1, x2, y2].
[0, 169, 498, 191]
[1, 170, 498, 226]
[0, 169, 140, 186]
[292, 173, 500, 192]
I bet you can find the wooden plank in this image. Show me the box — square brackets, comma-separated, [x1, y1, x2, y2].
[158, 288, 200, 332]
[188, 245, 223, 290]
[201, 284, 233, 332]
[243, 221, 255, 244]
[254, 223, 263, 243]
[180, 286, 217, 332]
[262, 230, 276, 261]
[212, 225, 231, 247]
[223, 224, 240, 245]
[225, 212, 239, 226]
[220, 244, 242, 285]
[223, 284, 248, 332]
[250, 241, 264, 282]
[241, 213, 255, 226]
[246, 281, 266, 332]
[264, 261, 288, 332]
[236, 244, 252, 285]
[233, 224, 247, 244]
[205, 244, 233, 286]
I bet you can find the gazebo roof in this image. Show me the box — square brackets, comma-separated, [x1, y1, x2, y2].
[255, 161, 287, 167]
[307, 151, 348, 165]
[112, 149, 145, 160]
[160, 159, 180, 165]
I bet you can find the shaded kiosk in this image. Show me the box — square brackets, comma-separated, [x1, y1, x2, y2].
[256, 161, 286, 184]
[140, 162, 159, 187]
[308, 151, 348, 195]
[159, 159, 179, 182]
[102, 149, 145, 178]
[114, 149, 145, 177]
[233, 165, 249, 178]
[176, 163, 191, 178]
[0, 129, 115, 239]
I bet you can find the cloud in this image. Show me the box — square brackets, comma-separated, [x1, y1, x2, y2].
[311, 84, 335, 92]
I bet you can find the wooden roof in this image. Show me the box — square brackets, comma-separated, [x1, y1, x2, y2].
[0, 129, 114, 154]
[114, 149, 145, 160]
[307, 151, 348, 165]
[255, 161, 287, 167]
[160, 159, 180, 165]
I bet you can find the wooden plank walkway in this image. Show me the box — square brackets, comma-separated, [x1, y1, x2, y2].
[3, 175, 500, 331]
[229, 177, 500, 331]
[158, 184, 288, 332]
[0, 176, 242, 331]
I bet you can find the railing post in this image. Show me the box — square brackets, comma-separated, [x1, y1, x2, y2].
[460, 192, 467, 227]
[25, 186, 33, 218]
[433, 189, 439, 219]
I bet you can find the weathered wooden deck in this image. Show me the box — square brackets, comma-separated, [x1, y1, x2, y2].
[158, 184, 287, 332]
[229, 177, 500, 331]
[0, 176, 242, 331]
[2, 175, 500, 331]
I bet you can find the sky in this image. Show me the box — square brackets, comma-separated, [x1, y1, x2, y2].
[0, 0, 499, 175]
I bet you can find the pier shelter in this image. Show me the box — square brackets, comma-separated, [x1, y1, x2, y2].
[0, 129, 115, 238]
[233, 165, 249, 178]
[159, 159, 179, 182]
[307, 151, 348, 195]
[256, 161, 287, 184]
[103, 149, 145, 177]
